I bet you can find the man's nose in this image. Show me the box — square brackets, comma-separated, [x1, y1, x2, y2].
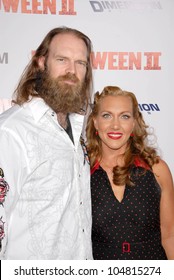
[65, 61, 76, 74]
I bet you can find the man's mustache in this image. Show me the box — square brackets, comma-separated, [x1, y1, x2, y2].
[57, 73, 79, 83]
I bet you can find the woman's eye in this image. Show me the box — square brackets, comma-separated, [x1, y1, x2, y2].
[122, 114, 131, 119]
[102, 113, 111, 119]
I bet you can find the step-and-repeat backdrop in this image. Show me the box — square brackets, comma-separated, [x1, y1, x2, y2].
[0, 0, 174, 176]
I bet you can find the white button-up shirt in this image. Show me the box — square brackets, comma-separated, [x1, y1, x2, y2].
[0, 98, 92, 260]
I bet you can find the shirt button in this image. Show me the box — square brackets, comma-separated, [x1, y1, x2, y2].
[80, 202, 83, 205]
[82, 229, 84, 232]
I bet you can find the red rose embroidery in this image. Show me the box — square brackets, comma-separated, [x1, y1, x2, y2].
[0, 217, 5, 240]
[0, 168, 9, 205]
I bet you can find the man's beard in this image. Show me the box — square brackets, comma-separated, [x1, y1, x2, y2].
[36, 70, 87, 114]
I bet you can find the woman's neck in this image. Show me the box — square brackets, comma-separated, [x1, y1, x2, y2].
[100, 144, 126, 168]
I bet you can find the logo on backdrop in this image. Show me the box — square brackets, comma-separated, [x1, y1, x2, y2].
[91, 52, 161, 70]
[89, 1, 162, 13]
[0, 50, 161, 70]
[0, 53, 8, 64]
[0, 0, 76, 15]
[0, 0, 162, 14]
[139, 103, 160, 114]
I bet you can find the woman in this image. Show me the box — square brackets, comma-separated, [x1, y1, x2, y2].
[86, 86, 174, 260]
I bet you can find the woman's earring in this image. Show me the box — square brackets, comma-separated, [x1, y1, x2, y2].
[95, 130, 98, 136]
[130, 132, 134, 137]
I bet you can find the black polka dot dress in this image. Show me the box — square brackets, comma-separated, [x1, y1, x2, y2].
[91, 164, 167, 260]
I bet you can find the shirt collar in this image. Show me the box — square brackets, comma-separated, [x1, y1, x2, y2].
[23, 97, 51, 122]
[91, 160, 100, 175]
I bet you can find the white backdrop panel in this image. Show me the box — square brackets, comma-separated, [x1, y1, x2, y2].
[0, 0, 173, 176]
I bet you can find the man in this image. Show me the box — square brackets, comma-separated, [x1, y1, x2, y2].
[0, 27, 93, 259]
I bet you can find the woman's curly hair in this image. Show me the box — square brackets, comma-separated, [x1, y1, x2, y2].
[86, 86, 159, 186]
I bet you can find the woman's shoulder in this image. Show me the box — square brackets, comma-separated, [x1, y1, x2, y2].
[152, 158, 173, 190]
[152, 158, 171, 175]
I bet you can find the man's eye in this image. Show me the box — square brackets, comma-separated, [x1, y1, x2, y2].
[77, 61, 87, 67]
[56, 58, 68, 64]
[57, 58, 65, 62]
